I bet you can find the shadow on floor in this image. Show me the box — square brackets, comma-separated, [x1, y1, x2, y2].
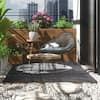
[3, 62, 96, 83]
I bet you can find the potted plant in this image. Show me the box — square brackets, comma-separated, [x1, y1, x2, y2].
[0, 8, 12, 74]
[9, 43, 27, 64]
[0, 44, 11, 74]
[28, 21, 39, 41]
[11, 20, 28, 29]
[53, 16, 73, 28]
[32, 12, 53, 28]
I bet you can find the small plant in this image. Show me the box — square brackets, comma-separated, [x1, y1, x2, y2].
[54, 16, 73, 28]
[9, 44, 26, 56]
[28, 21, 39, 32]
[32, 12, 53, 28]
[0, 43, 10, 58]
[11, 20, 28, 29]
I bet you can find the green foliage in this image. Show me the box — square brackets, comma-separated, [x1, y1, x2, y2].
[0, 0, 6, 13]
[11, 20, 28, 29]
[0, 8, 12, 58]
[0, 8, 11, 20]
[0, 32, 5, 43]
[54, 16, 73, 28]
[32, 12, 53, 28]
[0, 43, 10, 58]
[0, 18, 12, 33]
[9, 44, 26, 56]
[0, 8, 12, 35]
[0, 8, 12, 33]
[28, 22, 39, 32]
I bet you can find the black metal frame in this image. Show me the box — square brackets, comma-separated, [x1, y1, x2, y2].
[80, 0, 96, 71]
[95, 0, 100, 73]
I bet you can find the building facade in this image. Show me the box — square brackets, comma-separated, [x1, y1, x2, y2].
[28, 2, 38, 22]
[45, 0, 69, 21]
[19, 9, 28, 21]
[18, 2, 38, 22]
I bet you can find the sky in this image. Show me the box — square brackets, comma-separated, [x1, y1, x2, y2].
[6, 0, 74, 20]
[68, 0, 73, 9]
[6, 0, 45, 11]
[6, 0, 73, 11]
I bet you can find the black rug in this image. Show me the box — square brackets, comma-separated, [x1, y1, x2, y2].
[3, 62, 96, 83]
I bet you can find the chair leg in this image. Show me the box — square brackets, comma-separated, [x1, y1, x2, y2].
[61, 54, 64, 62]
[52, 63, 56, 70]
[61, 54, 66, 67]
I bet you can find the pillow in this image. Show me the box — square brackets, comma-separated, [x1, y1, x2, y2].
[49, 33, 74, 47]
[44, 42, 60, 49]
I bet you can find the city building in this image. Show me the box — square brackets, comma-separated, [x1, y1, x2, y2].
[18, 2, 38, 22]
[28, 2, 38, 22]
[45, 0, 70, 21]
[19, 9, 28, 21]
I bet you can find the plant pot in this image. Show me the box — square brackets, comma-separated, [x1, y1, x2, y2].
[29, 31, 38, 41]
[0, 57, 11, 75]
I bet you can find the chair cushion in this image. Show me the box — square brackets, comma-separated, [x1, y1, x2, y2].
[44, 42, 60, 49]
[49, 32, 75, 47]
[40, 32, 75, 53]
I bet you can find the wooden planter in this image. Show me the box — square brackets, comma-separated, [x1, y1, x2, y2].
[8, 55, 23, 65]
[38, 28, 75, 42]
[8, 28, 76, 64]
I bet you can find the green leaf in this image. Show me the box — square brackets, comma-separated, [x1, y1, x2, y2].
[0, 0, 6, 13]
[0, 8, 11, 20]
[54, 16, 73, 28]
[0, 18, 12, 32]
[11, 20, 28, 29]
[0, 43, 10, 58]
[28, 22, 39, 31]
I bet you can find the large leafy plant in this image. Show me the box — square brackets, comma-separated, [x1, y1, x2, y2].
[0, 8, 11, 33]
[54, 16, 73, 28]
[0, 8, 12, 58]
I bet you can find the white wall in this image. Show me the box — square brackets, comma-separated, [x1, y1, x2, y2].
[73, 0, 80, 62]
[68, 0, 80, 62]
[73, 0, 80, 20]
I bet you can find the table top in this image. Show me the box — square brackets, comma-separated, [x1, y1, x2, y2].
[26, 39, 41, 42]
[27, 53, 61, 60]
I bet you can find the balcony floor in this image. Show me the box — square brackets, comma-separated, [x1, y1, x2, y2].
[0, 63, 99, 100]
